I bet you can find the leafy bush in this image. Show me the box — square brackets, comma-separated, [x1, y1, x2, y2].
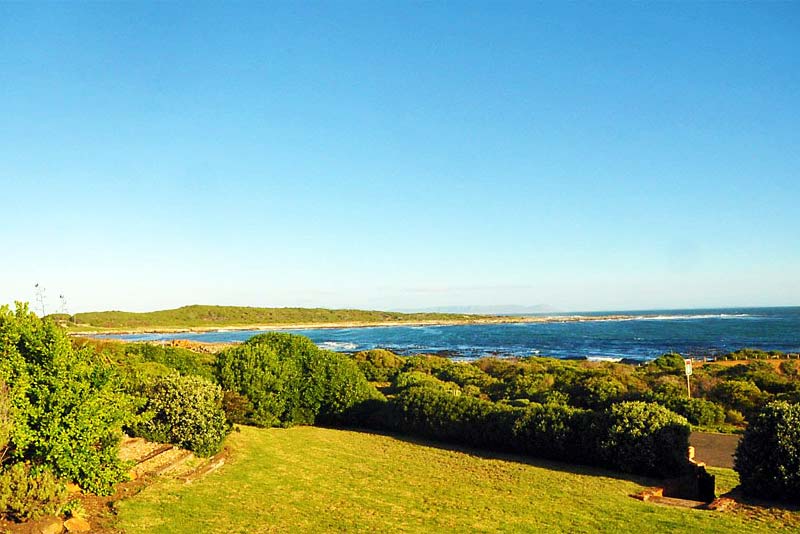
[710, 380, 766, 418]
[735, 401, 800, 502]
[513, 403, 594, 462]
[647, 353, 686, 374]
[0, 304, 131, 494]
[215, 333, 378, 427]
[352, 349, 404, 381]
[392, 371, 461, 394]
[389, 386, 515, 450]
[131, 374, 230, 457]
[647, 395, 726, 427]
[599, 401, 691, 477]
[0, 463, 66, 521]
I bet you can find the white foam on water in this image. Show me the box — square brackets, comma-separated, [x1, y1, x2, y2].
[317, 341, 359, 351]
[630, 313, 753, 321]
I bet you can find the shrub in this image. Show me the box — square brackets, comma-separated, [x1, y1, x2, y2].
[572, 375, 627, 409]
[0, 303, 131, 494]
[131, 374, 230, 457]
[0, 463, 66, 521]
[392, 371, 461, 394]
[352, 349, 404, 381]
[513, 403, 594, 461]
[735, 401, 800, 502]
[389, 386, 515, 450]
[648, 395, 726, 427]
[647, 353, 686, 374]
[215, 333, 377, 427]
[710, 380, 766, 418]
[599, 401, 691, 477]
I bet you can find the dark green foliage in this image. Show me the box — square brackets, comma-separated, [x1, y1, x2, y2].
[599, 401, 691, 477]
[657, 397, 725, 427]
[392, 371, 461, 394]
[390, 386, 515, 450]
[571, 375, 628, 409]
[0, 463, 67, 521]
[709, 380, 766, 418]
[0, 304, 131, 495]
[221, 390, 254, 425]
[352, 349, 404, 381]
[647, 353, 686, 374]
[735, 401, 800, 502]
[379, 385, 691, 478]
[214, 333, 378, 427]
[513, 403, 594, 462]
[131, 374, 231, 457]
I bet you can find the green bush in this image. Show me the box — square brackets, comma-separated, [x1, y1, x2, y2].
[0, 463, 66, 521]
[389, 386, 515, 450]
[131, 374, 230, 457]
[513, 403, 593, 461]
[0, 304, 132, 494]
[392, 371, 461, 394]
[215, 333, 377, 427]
[647, 353, 686, 374]
[599, 401, 691, 477]
[710, 380, 766, 418]
[735, 401, 800, 502]
[352, 349, 404, 381]
[646, 394, 726, 427]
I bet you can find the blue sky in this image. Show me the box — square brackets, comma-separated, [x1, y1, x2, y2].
[1, 2, 798, 313]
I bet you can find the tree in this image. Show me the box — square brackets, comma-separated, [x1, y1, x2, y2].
[0, 303, 132, 494]
[735, 401, 800, 502]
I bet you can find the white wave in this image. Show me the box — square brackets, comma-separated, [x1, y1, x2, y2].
[587, 356, 624, 362]
[630, 313, 753, 321]
[317, 341, 358, 351]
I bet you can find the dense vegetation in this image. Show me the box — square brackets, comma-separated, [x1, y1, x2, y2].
[214, 333, 379, 427]
[0, 304, 132, 519]
[3, 302, 799, 523]
[735, 401, 800, 502]
[64, 305, 477, 330]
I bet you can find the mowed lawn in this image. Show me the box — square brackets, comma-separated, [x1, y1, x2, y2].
[116, 426, 797, 533]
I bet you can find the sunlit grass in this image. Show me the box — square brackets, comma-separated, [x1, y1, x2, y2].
[116, 426, 796, 533]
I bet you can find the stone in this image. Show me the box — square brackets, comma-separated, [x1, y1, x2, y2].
[64, 517, 91, 532]
[37, 516, 63, 534]
[707, 497, 735, 512]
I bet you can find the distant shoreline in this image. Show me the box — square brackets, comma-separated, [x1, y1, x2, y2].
[71, 314, 639, 336]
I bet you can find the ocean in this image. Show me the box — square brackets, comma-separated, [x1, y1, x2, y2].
[102, 307, 800, 362]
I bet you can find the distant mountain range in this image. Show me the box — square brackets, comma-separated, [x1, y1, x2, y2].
[400, 304, 560, 316]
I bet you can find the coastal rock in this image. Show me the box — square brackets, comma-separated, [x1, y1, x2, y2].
[64, 517, 91, 532]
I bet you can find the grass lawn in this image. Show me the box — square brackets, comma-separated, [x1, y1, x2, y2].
[115, 426, 797, 533]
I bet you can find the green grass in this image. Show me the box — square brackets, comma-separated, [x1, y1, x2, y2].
[115, 426, 797, 533]
[65, 305, 482, 331]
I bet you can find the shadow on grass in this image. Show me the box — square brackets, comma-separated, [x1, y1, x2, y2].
[325, 424, 658, 487]
[322, 425, 800, 517]
[719, 487, 800, 515]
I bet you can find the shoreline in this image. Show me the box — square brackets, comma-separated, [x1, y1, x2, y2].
[68, 314, 637, 336]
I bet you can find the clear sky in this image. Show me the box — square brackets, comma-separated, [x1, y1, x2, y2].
[1, 2, 798, 314]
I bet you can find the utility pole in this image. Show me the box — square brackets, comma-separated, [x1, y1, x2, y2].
[34, 283, 47, 317]
[684, 358, 692, 398]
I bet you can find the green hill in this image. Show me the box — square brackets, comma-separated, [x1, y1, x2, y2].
[65, 304, 479, 331]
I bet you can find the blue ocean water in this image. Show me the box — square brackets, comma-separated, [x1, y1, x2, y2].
[102, 307, 800, 362]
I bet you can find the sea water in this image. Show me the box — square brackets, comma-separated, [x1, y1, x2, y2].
[101, 307, 800, 362]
